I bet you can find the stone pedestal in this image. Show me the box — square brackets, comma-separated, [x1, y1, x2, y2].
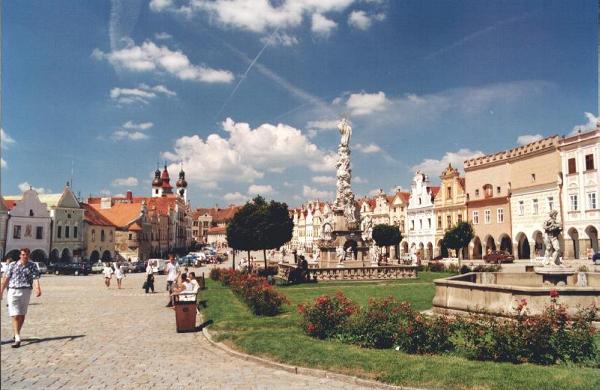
[534, 267, 577, 286]
[317, 229, 370, 268]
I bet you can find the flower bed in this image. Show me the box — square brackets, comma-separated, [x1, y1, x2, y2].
[298, 291, 598, 366]
[215, 269, 288, 316]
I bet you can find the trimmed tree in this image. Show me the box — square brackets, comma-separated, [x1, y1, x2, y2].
[442, 221, 475, 267]
[226, 198, 262, 270]
[372, 224, 402, 259]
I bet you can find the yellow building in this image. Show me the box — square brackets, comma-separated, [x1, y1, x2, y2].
[433, 164, 467, 258]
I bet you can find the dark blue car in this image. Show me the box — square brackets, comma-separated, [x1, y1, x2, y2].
[592, 252, 600, 264]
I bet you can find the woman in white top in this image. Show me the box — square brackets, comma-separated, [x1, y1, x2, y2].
[144, 261, 155, 293]
[188, 272, 200, 293]
[102, 263, 113, 288]
[114, 263, 124, 289]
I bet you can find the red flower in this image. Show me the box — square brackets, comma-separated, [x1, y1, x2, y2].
[549, 289, 560, 299]
[307, 322, 316, 333]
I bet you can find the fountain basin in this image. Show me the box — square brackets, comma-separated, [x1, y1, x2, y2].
[432, 272, 600, 320]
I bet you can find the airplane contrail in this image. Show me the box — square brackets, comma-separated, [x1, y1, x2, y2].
[214, 33, 274, 120]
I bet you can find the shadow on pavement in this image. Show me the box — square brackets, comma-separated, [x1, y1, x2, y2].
[1, 335, 85, 347]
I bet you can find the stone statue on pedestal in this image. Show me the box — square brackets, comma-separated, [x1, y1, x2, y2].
[338, 118, 352, 148]
[543, 210, 563, 266]
[336, 246, 345, 263]
[361, 215, 373, 241]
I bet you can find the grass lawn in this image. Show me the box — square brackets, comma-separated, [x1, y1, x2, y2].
[201, 272, 600, 390]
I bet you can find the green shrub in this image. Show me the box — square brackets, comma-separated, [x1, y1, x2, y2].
[257, 266, 278, 277]
[209, 268, 222, 281]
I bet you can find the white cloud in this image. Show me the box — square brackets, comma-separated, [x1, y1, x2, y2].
[110, 130, 149, 141]
[110, 83, 176, 105]
[570, 112, 599, 135]
[154, 32, 172, 40]
[123, 121, 154, 130]
[260, 32, 298, 47]
[99, 189, 112, 196]
[347, 10, 384, 30]
[112, 177, 139, 187]
[355, 143, 381, 153]
[248, 184, 275, 195]
[1, 128, 15, 149]
[411, 149, 485, 177]
[223, 192, 248, 203]
[1, 158, 6, 168]
[303, 185, 333, 200]
[93, 40, 234, 83]
[307, 119, 338, 130]
[162, 118, 336, 188]
[368, 188, 381, 196]
[311, 13, 337, 36]
[153, 0, 356, 34]
[18, 182, 50, 194]
[354, 176, 367, 184]
[312, 176, 336, 185]
[516, 134, 543, 146]
[346, 91, 389, 116]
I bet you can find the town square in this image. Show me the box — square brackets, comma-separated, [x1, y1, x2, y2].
[1, 1, 600, 389]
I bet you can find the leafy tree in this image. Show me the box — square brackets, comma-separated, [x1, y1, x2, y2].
[227, 196, 294, 269]
[442, 221, 474, 267]
[372, 224, 402, 258]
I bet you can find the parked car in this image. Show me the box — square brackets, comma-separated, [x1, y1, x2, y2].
[118, 262, 135, 273]
[132, 261, 147, 273]
[149, 259, 168, 274]
[483, 250, 515, 264]
[34, 262, 48, 274]
[48, 262, 91, 276]
[91, 261, 104, 274]
[178, 255, 196, 267]
[592, 252, 600, 265]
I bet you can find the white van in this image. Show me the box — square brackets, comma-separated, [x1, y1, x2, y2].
[149, 259, 168, 274]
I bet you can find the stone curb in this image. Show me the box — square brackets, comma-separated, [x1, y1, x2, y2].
[199, 318, 423, 390]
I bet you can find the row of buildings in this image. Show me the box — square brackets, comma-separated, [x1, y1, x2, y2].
[1, 165, 194, 263]
[288, 126, 600, 261]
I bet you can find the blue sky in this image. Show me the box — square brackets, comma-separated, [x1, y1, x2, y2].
[2, 0, 598, 207]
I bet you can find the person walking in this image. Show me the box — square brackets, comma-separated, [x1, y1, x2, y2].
[0, 248, 42, 348]
[103, 262, 113, 288]
[114, 262, 125, 289]
[165, 255, 180, 307]
[144, 260, 155, 294]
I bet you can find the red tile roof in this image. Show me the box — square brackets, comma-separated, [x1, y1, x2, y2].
[194, 206, 240, 223]
[90, 202, 141, 229]
[81, 203, 115, 227]
[430, 187, 440, 197]
[207, 226, 226, 234]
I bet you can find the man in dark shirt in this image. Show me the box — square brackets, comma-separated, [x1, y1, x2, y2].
[0, 248, 42, 348]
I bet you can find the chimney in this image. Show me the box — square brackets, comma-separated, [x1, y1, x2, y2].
[126, 190, 133, 202]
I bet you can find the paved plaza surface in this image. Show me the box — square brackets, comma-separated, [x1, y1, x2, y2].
[1, 268, 369, 390]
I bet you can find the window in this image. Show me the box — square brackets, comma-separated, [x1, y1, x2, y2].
[74, 226, 78, 238]
[518, 201, 524, 216]
[483, 184, 493, 198]
[484, 209, 491, 224]
[110, 231, 113, 242]
[57, 226, 62, 238]
[418, 197, 422, 205]
[531, 173, 536, 182]
[548, 197, 554, 211]
[588, 192, 597, 209]
[497, 208, 504, 223]
[570, 194, 578, 211]
[532, 199, 539, 215]
[128, 233, 133, 240]
[419, 219, 423, 230]
[92, 229, 96, 242]
[428, 218, 431, 229]
[410, 220, 414, 230]
[203, 221, 209, 228]
[568, 158, 576, 174]
[447, 186, 452, 198]
[13, 225, 22, 239]
[585, 154, 595, 170]
[496, 186, 501, 194]
[101, 230, 105, 242]
[65, 226, 70, 238]
[475, 189, 480, 197]
[447, 215, 452, 228]
[472, 211, 479, 224]
[437, 216, 442, 228]
[457, 214, 463, 223]
[36, 226, 43, 239]
[29, 209, 34, 216]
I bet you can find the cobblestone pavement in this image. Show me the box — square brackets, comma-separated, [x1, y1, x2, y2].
[1, 268, 368, 389]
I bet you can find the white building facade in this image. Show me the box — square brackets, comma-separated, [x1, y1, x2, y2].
[559, 127, 600, 259]
[406, 172, 439, 261]
[5, 189, 52, 261]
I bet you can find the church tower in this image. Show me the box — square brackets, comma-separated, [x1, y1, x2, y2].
[152, 165, 162, 197]
[176, 167, 188, 202]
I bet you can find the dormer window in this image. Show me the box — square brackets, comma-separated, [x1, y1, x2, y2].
[475, 189, 479, 197]
[29, 209, 34, 216]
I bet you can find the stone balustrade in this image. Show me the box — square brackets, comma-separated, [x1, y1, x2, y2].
[278, 264, 418, 281]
